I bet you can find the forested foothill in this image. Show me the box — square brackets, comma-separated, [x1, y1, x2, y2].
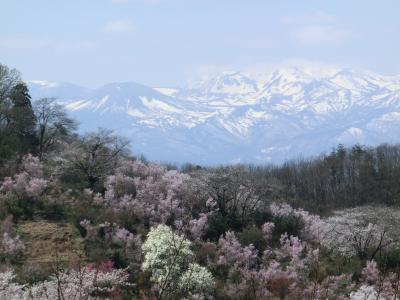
[1, 63, 400, 299]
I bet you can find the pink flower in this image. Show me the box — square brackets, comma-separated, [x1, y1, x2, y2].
[262, 222, 275, 241]
[189, 213, 208, 240]
[361, 260, 380, 285]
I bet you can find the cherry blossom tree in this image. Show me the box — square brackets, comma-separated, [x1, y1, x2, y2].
[93, 160, 190, 225]
[0, 154, 47, 218]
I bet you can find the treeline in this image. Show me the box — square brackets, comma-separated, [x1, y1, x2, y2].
[183, 143, 400, 214]
[272, 144, 400, 211]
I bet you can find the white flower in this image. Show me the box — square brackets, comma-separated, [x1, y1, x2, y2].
[178, 263, 215, 295]
[142, 224, 214, 297]
[350, 285, 383, 300]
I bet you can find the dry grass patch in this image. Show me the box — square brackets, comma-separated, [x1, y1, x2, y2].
[18, 220, 84, 265]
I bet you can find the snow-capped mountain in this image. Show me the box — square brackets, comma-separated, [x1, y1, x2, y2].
[27, 68, 400, 165]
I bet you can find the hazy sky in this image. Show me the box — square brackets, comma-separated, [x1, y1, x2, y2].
[1, 0, 399, 87]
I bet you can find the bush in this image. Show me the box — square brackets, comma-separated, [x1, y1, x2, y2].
[237, 226, 267, 252]
[205, 214, 230, 241]
[379, 248, 400, 270]
[15, 264, 52, 285]
[37, 201, 67, 221]
[272, 215, 304, 243]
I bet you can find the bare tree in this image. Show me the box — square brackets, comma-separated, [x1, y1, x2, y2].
[64, 129, 130, 190]
[34, 98, 77, 160]
[192, 166, 267, 225]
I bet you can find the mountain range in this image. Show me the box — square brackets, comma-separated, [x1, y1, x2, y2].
[27, 67, 400, 165]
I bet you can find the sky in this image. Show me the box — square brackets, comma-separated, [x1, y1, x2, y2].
[1, 0, 399, 88]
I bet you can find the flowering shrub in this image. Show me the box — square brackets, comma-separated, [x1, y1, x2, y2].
[178, 263, 215, 297]
[216, 225, 354, 299]
[0, 154, 47, 198]
[349, 285, 382, 300]
[0, 215, 25, 261]
[0, 270, 26, 299]
[0, 232, 25, 256]
[93, 161, 189, 225]
[188, 213, 209, 241]
[218, 231, 258, 269]
[0, 154, 48, 218]
[261, 222, 275, 241]
[142, 224, 214, 298]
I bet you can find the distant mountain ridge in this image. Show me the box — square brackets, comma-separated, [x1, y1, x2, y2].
[27, 67, 400, 165]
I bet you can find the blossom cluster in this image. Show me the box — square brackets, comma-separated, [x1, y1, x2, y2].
[0, 232, 25, 256]
[90, 160, 190, 225]
[0, 154, 47, 198]
[317, 206, 400, 258]
[0, 267, 129, 300]
[216, 222, 354, 299]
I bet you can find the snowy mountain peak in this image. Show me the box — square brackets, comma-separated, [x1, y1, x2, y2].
[192, 71, 259, 96]
[28, 67, 400, 164]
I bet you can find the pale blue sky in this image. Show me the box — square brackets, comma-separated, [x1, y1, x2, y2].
[1, 0, 399, 87]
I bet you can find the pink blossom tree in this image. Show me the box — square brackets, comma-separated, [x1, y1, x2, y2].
[0, 154, 47, 218]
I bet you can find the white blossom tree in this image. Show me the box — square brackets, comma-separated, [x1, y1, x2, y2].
[142, 224, 214, 299]
[318, 206, 400, 259]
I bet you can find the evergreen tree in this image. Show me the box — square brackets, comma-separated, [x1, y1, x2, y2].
[0, 64, 22, 163]
[8, 83, 37, 154]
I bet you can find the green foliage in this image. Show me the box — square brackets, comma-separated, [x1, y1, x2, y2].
[379, 248, 400, 270]
[15, 264, 52, 285]
[68, 198, 108, 230]
[0, 65, 37, 162]
[205, 214, 229, 241]
[0, 196, 36, 220]
[8, 83, 37, 153]
[109, 248, 129, 269]
[36, 200, 67, 221]
[315, 252, 363, 280]
[253, 210, 274, 227]
[272, 215, 304, 242]
[237, 226, 266, 252]
[58, 170, 89, 191]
